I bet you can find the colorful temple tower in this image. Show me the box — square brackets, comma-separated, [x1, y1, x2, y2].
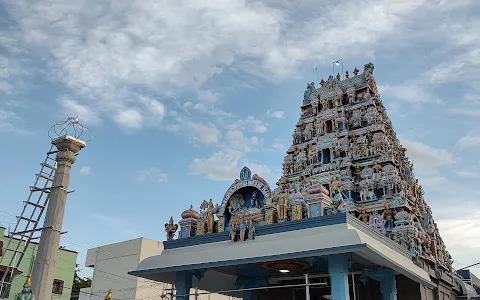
[281, 62, 453, 271]
[131, 63, 477, 300]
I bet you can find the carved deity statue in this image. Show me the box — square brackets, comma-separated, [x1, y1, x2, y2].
[303, 82, 316, 104]
[104, 289, 113, 300]
[307, 145, 318, 165]
[248, 221, 256, 240]
[239, 220, 247, 241]
[230, 224, 237, 242]
[228, 194, 246, 214]
[251, 191, 259, 208]
[359, 208, 370, 224]
[15, 275, 34, 300]
[315, 118, 324, 135]
[277, 194, 288, 222]
[382, 203, 394, 232]
[206, 199, 216, 233]
[165, 216, 179, 241]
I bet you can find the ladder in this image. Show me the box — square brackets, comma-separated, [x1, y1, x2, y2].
[0, 145, 58, 298]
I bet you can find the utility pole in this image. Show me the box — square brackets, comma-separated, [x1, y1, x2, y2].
[31, 117, 91, 300]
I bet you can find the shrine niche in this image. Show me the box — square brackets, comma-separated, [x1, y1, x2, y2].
[219, 167, 272, 236]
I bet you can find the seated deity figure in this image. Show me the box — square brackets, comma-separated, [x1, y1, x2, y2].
[228, 194, 246, 214]
[15, 275, 34, 300]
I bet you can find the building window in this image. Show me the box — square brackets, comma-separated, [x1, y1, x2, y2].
[0, 270, 12, 298]
[328, 100, 333, 109]
[0, 241, 3, 256]
[325, 120, 333, 133]
[52, 279, 64, 295]
[322, 149, 331, 164]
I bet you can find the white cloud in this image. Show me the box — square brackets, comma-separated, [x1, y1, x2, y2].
[191, 103, 232, 117]
[253, 125, 268, 133]
[59, 97, 101, 125]
[377, 82, 439, 105]
[168, 110, 179, 117]
[0, 108, 29, 134]
[225, 129, 259, 152]
[401, 138, 455, 169]
[183, 102, 193, 109]
[2, 0, 454, 132]
[138, 96, 165, 119]
[272, 141, 287, 153]
[236, 116, 268, 134]
[456, 132, 480, 151]
[135, 167, 167, 183]
[114, 108, 143, 130]
[435, 209, 480, 272]
[191, 122, 221, 145]
[267, 109, 284, 118]
[197, 89, 220, 102]
[455, 170, 480, 179]
[399, 138, 454, 187]
[188, 150, 277, 183]
[420, 176, 447, 187]
[79, 166, 91, 175]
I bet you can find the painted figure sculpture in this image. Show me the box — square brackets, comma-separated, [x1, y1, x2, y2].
[15, 275, 34, 300]
[165, 216, 178, 241]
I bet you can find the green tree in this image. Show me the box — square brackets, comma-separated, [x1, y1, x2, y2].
[70, 264, 92, 299]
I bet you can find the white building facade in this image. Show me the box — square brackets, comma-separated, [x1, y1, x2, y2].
[79, 237, 231, 300]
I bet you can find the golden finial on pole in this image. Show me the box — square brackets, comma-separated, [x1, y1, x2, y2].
[25, 275, 31, 286]
[105, 289, 113, 300]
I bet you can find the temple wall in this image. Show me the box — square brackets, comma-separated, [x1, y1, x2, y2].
[420, 284, 436, 300]
[396, 274, 422, 300]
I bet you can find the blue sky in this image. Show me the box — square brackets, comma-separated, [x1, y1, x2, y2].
[1, 0, 479, 278]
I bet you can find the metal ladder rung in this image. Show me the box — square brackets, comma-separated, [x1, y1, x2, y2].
[30, 186, 51, 193]
[9, 232, 31, 239]
[36, 173, 54, 181]
[23, 201, 45, 209]
[40, 162, 57, 170]
[17, 216, 38, 223]
[47, 150, 59, 155]
[4, 249, 24, 254]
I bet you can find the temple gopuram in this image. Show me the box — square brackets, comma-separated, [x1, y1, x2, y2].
[130, 63, 478, 300]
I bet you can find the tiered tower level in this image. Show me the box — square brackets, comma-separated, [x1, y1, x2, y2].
[167, 62, 453, 274]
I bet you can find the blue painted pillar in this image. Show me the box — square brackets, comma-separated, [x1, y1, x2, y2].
[175, 271, 192, 300]
[359, 267, 397, 300]
[328, 254, 351, 300]
[379, 269, 397, 300]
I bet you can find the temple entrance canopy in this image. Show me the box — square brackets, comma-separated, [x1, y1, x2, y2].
[219, 166, 273, 233]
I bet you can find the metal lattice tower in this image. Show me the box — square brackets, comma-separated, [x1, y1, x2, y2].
[0, 145, 58, 298]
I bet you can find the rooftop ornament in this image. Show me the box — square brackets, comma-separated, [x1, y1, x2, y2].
[48, 116, 93, 143]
